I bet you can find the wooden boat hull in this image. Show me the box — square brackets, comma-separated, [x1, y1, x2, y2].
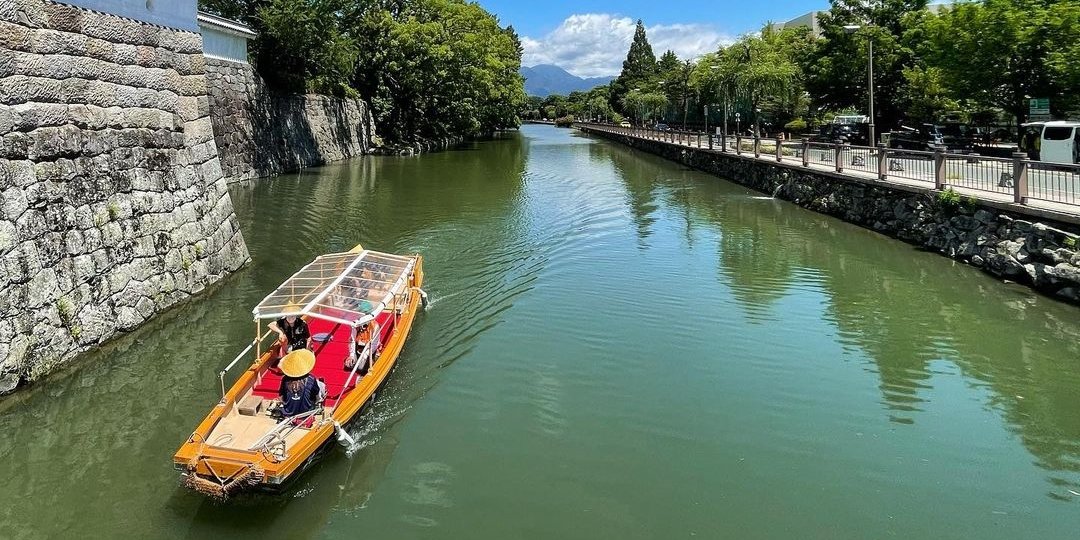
[173, 247, 424, 497]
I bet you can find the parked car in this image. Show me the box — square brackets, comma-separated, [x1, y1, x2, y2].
[887, 124, 945, 151]
[619, 121, 632, 128]
[809, 123, 870, 146]
[654, 123, 670, 131]
[1020, 121, 1080, 164]
[939, 123, 979, 153]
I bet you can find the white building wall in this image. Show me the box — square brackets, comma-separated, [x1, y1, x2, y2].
[201, 26, 250, 63]
[60, 0, 198, 31]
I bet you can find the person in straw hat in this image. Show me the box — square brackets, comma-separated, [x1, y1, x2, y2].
[277, 349, 326, 419]
[270, 300, 312, 360]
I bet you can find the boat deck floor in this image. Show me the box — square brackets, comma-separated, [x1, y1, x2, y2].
[206, 413, 309, 451]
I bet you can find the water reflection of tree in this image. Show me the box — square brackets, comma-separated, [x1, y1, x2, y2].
[711, 200, 804, 319]
[593, 142, 661, 246]
[655, 173, 1080, 483]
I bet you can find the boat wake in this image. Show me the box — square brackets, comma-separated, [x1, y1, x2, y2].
[341, 401, 413, 458]
[423, 290, 462, 311]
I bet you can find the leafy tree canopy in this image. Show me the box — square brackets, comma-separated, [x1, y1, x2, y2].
[198, 0, 525, 144]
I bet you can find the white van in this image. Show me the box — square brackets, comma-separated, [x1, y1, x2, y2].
[1020, 121, 1080, 164]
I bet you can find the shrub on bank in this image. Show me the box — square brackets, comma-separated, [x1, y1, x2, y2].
[554, 115, 575, 127]
[784, 118, 807, 132]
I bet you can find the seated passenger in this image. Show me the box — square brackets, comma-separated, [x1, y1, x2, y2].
[345, 321, 379, 371]
[270, 302, 311, 359]
[352, 286, 374, 313]
[277, 349, 323, 420]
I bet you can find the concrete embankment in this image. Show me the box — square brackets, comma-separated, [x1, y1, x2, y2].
[0, 0, 252, 392]
[580, 126, 1080, 306]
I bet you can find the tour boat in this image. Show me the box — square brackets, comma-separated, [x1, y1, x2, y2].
[173, 244, 425, 497]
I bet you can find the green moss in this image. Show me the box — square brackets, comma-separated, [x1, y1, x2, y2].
[70, 325, 82, 340]
[56, 297, 74, 324]
[107, 201, 120, 221]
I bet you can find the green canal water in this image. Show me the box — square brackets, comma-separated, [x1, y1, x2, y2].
[3, 125, 1080, 539]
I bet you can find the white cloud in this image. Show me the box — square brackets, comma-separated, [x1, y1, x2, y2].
[522, 14, 733, 78]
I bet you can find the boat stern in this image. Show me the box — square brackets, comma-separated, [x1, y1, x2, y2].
[174, 443, 275, 499]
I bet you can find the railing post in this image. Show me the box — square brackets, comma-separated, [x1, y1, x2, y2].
[736, 134, 742, 155]
[877, 144, 888, 180]
[1012, 152, 1029, 203]
[835, 143, 844, 173]
[934, 149, 946, 190]
[775, 139, 783, 162]
[802, 138, 809, 167]
[754, 136, 761, 158]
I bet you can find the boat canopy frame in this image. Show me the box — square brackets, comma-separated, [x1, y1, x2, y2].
[251, 249, 416, 328]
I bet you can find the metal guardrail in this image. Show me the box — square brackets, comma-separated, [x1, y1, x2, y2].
[577, 123, 1080, 212]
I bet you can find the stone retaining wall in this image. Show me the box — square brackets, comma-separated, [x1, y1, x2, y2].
[0, 0, 251, 391]
[582, 127, 1080, 305]
[204, 57, 375, 182]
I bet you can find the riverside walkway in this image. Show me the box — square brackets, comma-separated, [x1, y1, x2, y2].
[578, 123, 1080, 224]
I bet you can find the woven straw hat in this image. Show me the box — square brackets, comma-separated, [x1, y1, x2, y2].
[279, 349, 315, 378]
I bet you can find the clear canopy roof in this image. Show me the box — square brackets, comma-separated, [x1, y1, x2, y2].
[252, 249, 415, 326]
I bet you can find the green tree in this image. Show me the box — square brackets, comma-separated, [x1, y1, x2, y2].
[914, 0, 1080, 126]
[657, 50, 681, 74]
[610, 20, 659, 114]
[1046, 1, 1080, 116]
[803, 0, 928, 131]
[199, 0, 525, 144]
[657, 52, 696, 128]
[257, 0, 358, 95]
[897, 65, 958, 122]
[701, 24, 808, 134]
[622, 89, 668, 125]
[350, 0, 525, 142]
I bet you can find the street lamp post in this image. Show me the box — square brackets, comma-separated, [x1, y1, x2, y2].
[844, 24, 875, 146]
[704, 104, 709, 142]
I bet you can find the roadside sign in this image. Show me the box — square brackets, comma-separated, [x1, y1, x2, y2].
[1030, 97, 1051, 121]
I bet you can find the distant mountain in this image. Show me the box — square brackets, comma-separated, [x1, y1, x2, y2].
[521, 65, 615, 97]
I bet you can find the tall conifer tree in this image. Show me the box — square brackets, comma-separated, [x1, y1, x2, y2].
[610, 20, 659, 113]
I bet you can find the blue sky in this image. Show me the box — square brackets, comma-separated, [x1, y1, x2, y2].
[478, 0, 826, 77]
